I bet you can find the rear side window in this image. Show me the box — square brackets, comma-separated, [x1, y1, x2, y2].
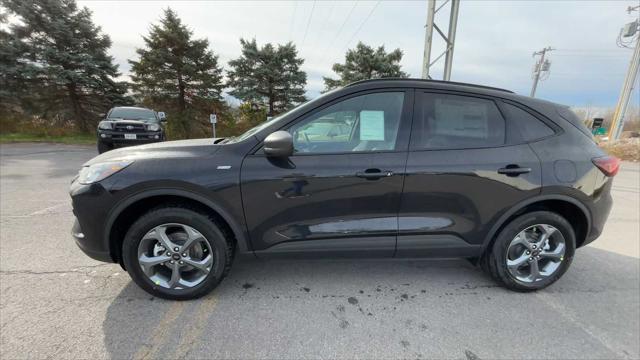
[412, 92, 505, 150]
[501, 102, 554, 142]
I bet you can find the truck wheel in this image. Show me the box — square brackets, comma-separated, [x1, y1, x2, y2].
[122, 205, 234, 300]
[97, 141, 112, 154]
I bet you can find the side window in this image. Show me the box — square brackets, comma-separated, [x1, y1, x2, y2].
[288, 92, 405, 154]
[413, 93, 505, 150]
[501, 102, 554, 142]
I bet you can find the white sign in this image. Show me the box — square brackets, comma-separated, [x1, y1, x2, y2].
[209, 114, 217, 124]
[359, 110, 385, 141]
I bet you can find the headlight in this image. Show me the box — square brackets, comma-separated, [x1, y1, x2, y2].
[77, 161, 133, 184]
[98, 121, 113, 130]
[147, 123, 160, 131]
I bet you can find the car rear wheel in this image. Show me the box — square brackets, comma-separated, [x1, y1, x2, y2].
[122, 205, 233, 300]
[482, 211, 575, 291]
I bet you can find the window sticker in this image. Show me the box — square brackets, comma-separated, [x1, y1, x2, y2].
[359, 110, 385, 141]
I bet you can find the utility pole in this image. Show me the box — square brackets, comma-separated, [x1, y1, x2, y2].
[421, 0, 460, 81]
[609, 5, 640, 140]
[530, 47, 554, 98]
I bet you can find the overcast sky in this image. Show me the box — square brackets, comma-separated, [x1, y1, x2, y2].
[79, 0, 639, 109]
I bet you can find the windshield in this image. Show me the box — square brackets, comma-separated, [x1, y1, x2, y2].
[225, 105, 304, 143]
[225, 91, 341, 143]
[108, 108, 157, 122]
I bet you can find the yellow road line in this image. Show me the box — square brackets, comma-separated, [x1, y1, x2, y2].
[134, 300, 188, 360]
[171, 296, 219, 359]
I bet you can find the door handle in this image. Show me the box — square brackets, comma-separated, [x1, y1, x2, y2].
[497, 166, 532, 176]
[356, 169, 394, 179]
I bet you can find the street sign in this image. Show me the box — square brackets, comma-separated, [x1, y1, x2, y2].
[210, 114, 217, 124]
[592, 118, 604, 130]
[594, 127, 607, 136]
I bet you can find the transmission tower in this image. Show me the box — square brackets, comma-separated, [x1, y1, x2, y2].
[421, 0, 460, 81]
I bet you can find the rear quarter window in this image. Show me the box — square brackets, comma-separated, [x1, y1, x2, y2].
[556, 106, 594, 140]
[500, 102, 554, 142]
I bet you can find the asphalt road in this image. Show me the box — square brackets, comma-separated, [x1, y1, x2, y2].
[1, 143, 638, 360]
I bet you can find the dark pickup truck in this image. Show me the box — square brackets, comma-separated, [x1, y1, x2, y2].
[97, 106, 166, 153]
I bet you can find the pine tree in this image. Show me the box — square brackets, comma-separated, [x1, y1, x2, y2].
[323, 42, 408, 91]
[227, 38, 307, 116]
[129, 7, 224, 138]
[1, 0, 130, 132]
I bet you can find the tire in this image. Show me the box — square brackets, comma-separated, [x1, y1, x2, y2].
[122, 205, 234, 300]
[97, 141, 112, 154]
[482, 211, 576, 292]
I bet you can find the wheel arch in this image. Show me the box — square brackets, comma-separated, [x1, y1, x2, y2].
[481, 194, 591, 253]
[104, 189, 250, 265]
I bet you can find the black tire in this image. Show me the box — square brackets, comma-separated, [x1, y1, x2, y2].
[97, 141, 112, 154]
[482, 211, 576, 292]
[122, 205, 234, 300]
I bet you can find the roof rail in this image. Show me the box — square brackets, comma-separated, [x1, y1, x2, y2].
[345, 78, 514, 94]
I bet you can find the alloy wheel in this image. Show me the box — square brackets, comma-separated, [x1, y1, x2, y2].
[137, 223, 214, 290]
[506, 224, 566, 283]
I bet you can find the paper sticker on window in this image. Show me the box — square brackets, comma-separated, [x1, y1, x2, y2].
[360, 111, 385, 141]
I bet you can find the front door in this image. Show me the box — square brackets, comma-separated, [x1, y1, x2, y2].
[241, 90, 413, 257]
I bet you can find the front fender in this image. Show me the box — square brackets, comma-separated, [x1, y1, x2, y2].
[103, 184, 251, 257]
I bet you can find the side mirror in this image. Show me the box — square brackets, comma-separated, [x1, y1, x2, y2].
[264, 131, 293, 157]
[158, 112, 166, 121]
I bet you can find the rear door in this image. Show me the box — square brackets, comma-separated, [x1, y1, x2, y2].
[396, 90, 543, 257]
[241, 89, 413, 257]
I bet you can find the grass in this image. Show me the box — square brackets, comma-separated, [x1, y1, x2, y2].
[600, 138, 640, 162]
[0, 133, 95, 145]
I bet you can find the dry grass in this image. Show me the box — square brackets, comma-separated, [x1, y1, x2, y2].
[600, 137, 640, 161]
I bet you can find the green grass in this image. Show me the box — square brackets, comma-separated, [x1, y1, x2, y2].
[0, 133, 95, 145]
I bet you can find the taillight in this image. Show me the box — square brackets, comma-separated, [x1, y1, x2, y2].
[592, 156, 620, 177]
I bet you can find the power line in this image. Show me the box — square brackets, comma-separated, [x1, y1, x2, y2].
[288, 1, 297, 42]
[342, 0, 381, 51]
[321, 1, 359, 62]
[301, 0, 317, 46]
[317, 1, 336, 40]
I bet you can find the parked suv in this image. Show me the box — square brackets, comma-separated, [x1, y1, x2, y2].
[97, 106, 166, 153]
[71, 79, 617, 300]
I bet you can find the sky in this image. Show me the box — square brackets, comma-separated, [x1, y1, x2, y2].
[79, 0, 640, 111]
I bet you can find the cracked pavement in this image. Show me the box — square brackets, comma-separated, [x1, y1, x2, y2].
[0, 143, 638, 359]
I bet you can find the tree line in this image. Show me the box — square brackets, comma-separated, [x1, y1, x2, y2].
[0, 0, 408, 139]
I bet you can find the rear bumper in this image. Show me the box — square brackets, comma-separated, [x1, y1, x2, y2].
[581, 179, 614, 247]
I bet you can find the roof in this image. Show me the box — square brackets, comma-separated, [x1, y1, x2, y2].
[111, 106, 154, 111]
[345, 78, 514, 94]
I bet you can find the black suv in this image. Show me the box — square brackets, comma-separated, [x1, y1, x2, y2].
[71, 79, 618, 300]
[97, 106, 166, 153]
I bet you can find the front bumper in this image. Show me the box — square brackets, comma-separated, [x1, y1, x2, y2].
[72, 218, 112, 262]
[70, 181, 116, 263]
[98, 130, 163, 146]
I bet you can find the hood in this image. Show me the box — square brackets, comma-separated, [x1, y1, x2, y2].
[85, 138, 224, 166]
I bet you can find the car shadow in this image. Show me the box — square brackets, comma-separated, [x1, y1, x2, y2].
[102, 246, 639, 359]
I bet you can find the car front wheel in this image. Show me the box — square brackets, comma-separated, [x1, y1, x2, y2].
[483, 211, 576, 291]
[122, 205, 234, 300]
